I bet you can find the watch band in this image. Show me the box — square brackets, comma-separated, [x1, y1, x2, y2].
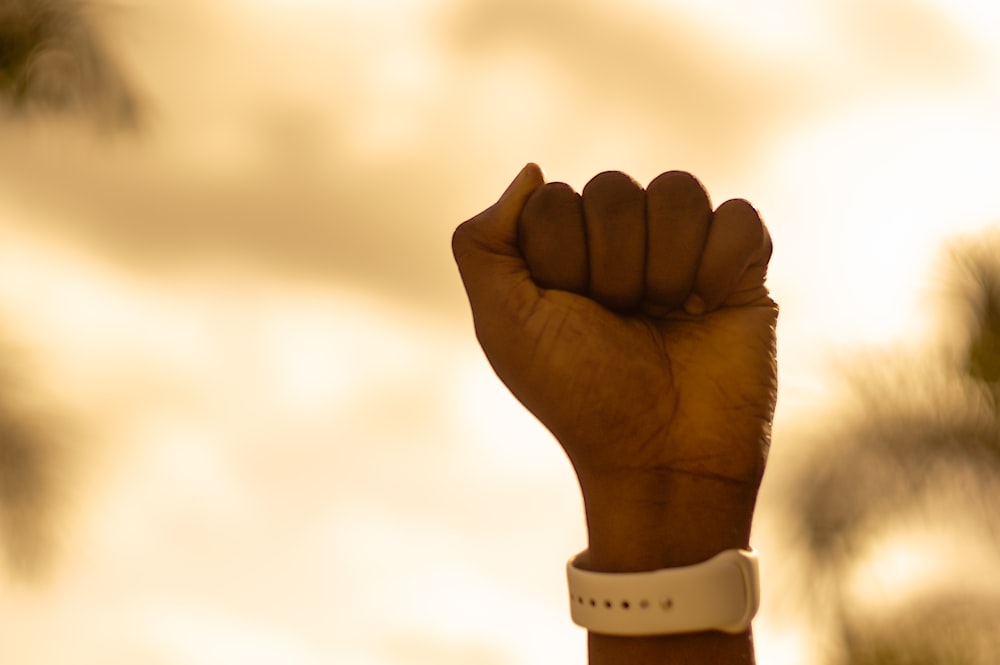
[566, 549, 760, 636]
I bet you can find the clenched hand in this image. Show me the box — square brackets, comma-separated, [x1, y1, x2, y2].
[452, 162, 777, 578]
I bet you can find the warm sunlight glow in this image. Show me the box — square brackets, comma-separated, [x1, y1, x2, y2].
[770, 98, 1000, 350]
[846, 521, 1000, 613]
[3, 1, 1000, 663]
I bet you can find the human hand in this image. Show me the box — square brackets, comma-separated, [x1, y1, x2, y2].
[452, 164, 777, 575]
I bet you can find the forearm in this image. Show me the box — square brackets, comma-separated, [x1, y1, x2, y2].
[573, 467, 760, 665]
[587, 630, 754, 665]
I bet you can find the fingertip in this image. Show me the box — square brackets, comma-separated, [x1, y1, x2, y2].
[524, 162, 546, 183]
[716, 198, 763, 231]
[683, 293, 706, 316]
[453, 164, 547, 265]
[718, 198, 772, 268]
[519, 181, 588, 294]
[689, 198, 769, 312]
[762, 221, 774, 264]
[645, 170, 713, 310]
[581, 170, 646, 311]
[647, 170, 710, 204]
[501, 163, 546, 203]
[583, 170, 641, 194]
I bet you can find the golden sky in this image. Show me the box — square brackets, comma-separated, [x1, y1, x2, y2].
[2, 1, 1000, 663]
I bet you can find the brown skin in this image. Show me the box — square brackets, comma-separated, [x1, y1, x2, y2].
[452, 164, 777, 665]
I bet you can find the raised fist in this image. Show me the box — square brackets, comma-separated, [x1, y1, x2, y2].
[453, 164, 777, 573]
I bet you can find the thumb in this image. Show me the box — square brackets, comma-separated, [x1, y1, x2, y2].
[452, 163, 545, 313]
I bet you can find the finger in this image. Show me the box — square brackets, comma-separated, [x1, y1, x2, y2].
[582, 171, 646, 311]
[644, 171, 712, 310]
[728, 222, 773, 307]
[452, 163, 546, 314]
[518, 182, 588, 294]
[685, 198, 771, 314]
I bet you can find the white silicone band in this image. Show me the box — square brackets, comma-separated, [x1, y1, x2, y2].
[566, 549, 759, 636]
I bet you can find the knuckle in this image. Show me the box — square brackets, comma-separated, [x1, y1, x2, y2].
[451, 218, 481, 260]
[716, 199, 764, 247]
[451, 220, 471, 254]
[583, 170, 641, 202]
[647, 169, 701, 189]
[716, 197, 758, 217]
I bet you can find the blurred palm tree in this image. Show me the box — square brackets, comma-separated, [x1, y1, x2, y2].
[1, 0, 135, 581]
[0, 0, 138, 127]
[783, 231, 1000, 664]
[0, 374, 65, 580]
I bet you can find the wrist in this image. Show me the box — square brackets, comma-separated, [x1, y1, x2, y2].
[574, 466, 758, 573]
[572, 468, 760, 664]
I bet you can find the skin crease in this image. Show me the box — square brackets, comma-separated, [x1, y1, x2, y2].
[452, 164, 777, 665]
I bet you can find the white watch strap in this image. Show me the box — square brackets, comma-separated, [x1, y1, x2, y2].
[566, 549, 759, 636]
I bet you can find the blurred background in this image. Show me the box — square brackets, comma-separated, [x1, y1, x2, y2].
[1, 0, 999, 663]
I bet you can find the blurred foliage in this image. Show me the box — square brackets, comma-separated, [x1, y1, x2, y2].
[0, 0, 138, 127]
[842, 596, 1000, 665]
[968, 293, 1000, 385]
[958, 244, 1000, 387]
[0, 0, 111, 580]
[794, 406, 999, 562]
[0, 409, 60, 579]
[0, 349, 68, 582]
[785, 229, 1000, 665]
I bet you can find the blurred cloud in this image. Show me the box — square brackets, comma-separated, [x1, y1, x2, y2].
[832, 0, 988, 84]
[4, 0, 998, 323]
[445, 0, 812, 156]
[0, 218, 583, 662]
